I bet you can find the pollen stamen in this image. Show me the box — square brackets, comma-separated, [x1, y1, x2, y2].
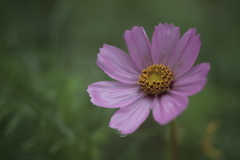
[138, 64, 174, 96]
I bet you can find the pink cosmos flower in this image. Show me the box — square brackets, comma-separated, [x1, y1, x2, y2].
[87, 23, 210, 135]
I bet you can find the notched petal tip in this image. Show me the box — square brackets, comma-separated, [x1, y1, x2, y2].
[123, 30, 130, 37]
[195, 34, 202, 46]
[109, 123, 133, 135]
[123, 26, 146, 42]
[166, 23, 176, 27]
[188, 28, 197, 35]
[87, 81, 142, 108]
[109, 122, 131, 135]
[156, 22, 179, 29]
[172, 61, 210, 96]
[123, 25, 152, 70]
[131, 26, 144, 31]
[205, 62, 211, 67]
[165, 22, 175, 27]
[203, 62, 211, 75]
[87, 84, 98, 106]
[168, 26, 203, 76]
[123, 26, 143, 35]
[152, 23, 180, 65]
[99, 44, 109, 53]
[109, 96, 152, 135]
[156, 23, 164, 27]
[102, 43, 110, 48]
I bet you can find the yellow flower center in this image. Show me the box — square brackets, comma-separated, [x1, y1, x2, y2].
[138, 64, 174, 96]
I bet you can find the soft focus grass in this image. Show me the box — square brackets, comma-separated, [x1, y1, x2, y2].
[0, 0, 240, 160]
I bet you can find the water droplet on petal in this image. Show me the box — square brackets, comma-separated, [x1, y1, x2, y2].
[115, 130, 127, 137]
[118, 134, 127, 137]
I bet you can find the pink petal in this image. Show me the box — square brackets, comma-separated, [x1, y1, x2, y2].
[97, 44, 141, 84]
[109, 96, 152, 134]
[152, 91, 188, 125]
[123, 26, 153, 70]
[175, 62, 210, 80]
[168, 28, 201, 77]
[172, 63, 210, 96]
[87, 81, 142, 108]
[152, 23, 180, 65]
[172, 78, 207, 97]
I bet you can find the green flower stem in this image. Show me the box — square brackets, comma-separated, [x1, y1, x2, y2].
[170, 120, 177, 160]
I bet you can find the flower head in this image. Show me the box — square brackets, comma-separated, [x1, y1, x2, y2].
[87, 23, 210, 135]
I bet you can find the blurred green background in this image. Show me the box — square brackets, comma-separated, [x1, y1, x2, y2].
[0, 0, 240, 159]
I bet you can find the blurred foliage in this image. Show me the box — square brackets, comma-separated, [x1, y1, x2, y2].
[0, 0, 240, 160]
